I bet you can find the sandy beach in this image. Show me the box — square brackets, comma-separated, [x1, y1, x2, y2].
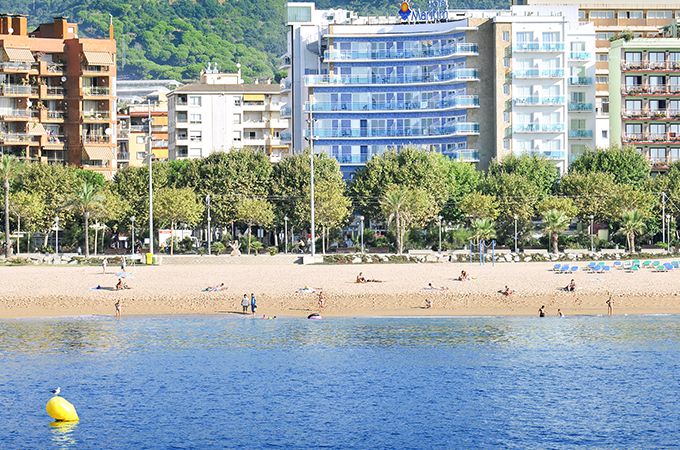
[1, 258, 680, 319]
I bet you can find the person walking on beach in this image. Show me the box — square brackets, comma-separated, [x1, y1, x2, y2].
[318, 289, 325, 309]
[120, 255, 127, 271]
[606, 295, 613, 316]
[241, 294, 249, 314]
[250, 293, 257, 315]
[538, 305, 546, 317]
[102, 258, 108, 274]
[558, 308, 564, 318]
[114, 299, 121, 319]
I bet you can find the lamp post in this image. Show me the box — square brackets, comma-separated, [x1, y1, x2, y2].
[54, 215, 59, 255]
[309, 104, 316, 258]
[359, 215, 365, 254]
[206, 194, 211, 255]
[130, 216, 136, 255]
[146, 100, 154, 256]
[437, 215, 443, 253]
[513, 214, 518, 253]
[667, 214, 672, 253]
[589, 214, 595, 253]
[284, 215, 289, 254]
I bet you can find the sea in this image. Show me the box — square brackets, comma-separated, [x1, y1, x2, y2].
[1, 314, 679, 449]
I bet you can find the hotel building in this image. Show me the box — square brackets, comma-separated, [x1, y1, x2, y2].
[168, 68, 289, 162]
[0, 15, 117, 178]
[609, 37, 680, 170]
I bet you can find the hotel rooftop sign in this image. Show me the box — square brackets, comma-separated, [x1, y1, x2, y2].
[399, 0, 449, 24]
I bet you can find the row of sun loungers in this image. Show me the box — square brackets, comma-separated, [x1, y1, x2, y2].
[553, 260, 680, 274]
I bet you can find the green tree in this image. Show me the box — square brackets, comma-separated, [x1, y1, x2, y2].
[488, 154, 559, 198]
[1, 155, 23, 257]
[443, 160, 481, 221]
[154, 187, 204, 255]
[67, 181, 105, 257]
[618, 209, 646, 252]
[542, 209, 572, 253]
[315, 180, 351, 253]
[483, 173, 540, 244]
[459, 192, 499, 221]
[536, 196, 578, 218]
[470, 218, 496, 244]
[235, 198, 274, 254]
[380, 186, 436, 254]
[8, 191, 44, 254]
[569, 146, 650, 185]
[559, 172, 618, 221]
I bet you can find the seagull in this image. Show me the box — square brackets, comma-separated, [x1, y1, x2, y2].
[51, 387, 61, 396]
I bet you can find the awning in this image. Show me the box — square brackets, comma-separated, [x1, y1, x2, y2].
[27, 122, 46, 136]
[83, 146, 114, 161]
[83, 51, 114, 66]
[243, 94, 265, 101]
[3, 47, 35, 63]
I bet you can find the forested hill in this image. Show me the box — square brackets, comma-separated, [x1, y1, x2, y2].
[0, 0, 509, 81]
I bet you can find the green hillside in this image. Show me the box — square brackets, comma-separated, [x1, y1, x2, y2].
[0, 0, 509, 81]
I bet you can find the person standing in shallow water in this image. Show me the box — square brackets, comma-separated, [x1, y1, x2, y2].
[250, 293, 257, 315]
[606, 295, 613, 316]
[115, 299, 121, 319]
[241, 294, 249, 314]
[539, 305, 546, 317]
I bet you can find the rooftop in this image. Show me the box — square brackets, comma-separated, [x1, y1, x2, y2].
[171, 83, 282, 94]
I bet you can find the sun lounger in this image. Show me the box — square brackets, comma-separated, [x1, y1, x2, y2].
[613, 261, 622, 269]
[570, 266, 579, 273]
[553, 263, 562, 271]
[664, 262, 674, 271]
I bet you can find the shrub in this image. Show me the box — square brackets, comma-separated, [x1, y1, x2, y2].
[268, 246, 278, 256]
[212, 242, 226, 255]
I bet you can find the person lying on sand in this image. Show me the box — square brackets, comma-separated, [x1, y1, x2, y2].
[204, 283, 226, 292]
[564, 279, 576, 292]
[425, 299, 432, 309]
[458, 270, 469, 281]
[500, 285, 514, 296]
[297, 286, 316, 294]
[356, 272, 382, 283]
[425, 282, 449, 291]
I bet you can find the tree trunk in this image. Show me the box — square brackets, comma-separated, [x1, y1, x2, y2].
[170, 221, 175, 256]
[552, 233, 558, 254]
[101, 227, 105, 254]
[94, 226, 98, 256]
[16, 215, 20, 255]
[27, 231, 31, 254]
[322, 225, 326, 254]
[396, 214, 402, 255]
[84, 211, 90, 258]
[247, 224, 252, 255]
[629, 233, 635, 253]
[4, 179, 10, 258]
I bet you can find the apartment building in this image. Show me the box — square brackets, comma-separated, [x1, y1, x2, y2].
[167, 67, 289, 162]
[117, 92, 170, 169]
[282, 3, 595, 175]
[0, 15, 117, 177]
[609, 37, 680, 171]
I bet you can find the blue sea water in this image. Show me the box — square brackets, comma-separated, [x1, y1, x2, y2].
[1, 315, 679, 449]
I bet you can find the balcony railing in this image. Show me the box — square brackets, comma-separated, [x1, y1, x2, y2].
[82, 135, 112, 144]
[0, 109, 36, 119]
[622, 60, 680, 71]
[280, 105, 291, 118]
[520, 150, 566, 160]
[622, 84, 680, 95]
[513, 96, 564, 106]
[45, 86, 64, 96]
[117, 152, 130, 161]
[305, 96, 480, 112]
[513, 123, 565, 133]
[308, 123, 479, 138]
[44, 135, 65, 146]
[324, 43, 479, 61]
[568, 76, 593, 85]
[0, 133, 33, 143]
[623, 133, 680, 143]
[0, 84, 38, 96]
[568, 102, 594, 111]
[46, 110, 65, 120]
[513, 69, 564, 78]
[442, 150, 480, 162]
[82, 65, 111, 73]
[623, 109, 680, 119]
[0, 62, 38, 71]
[569, 129, 593, 138]
[569, 52, 591, 61]
[513, 42, 564, 52]
[305, 69, 478, 86]
[83, 111, 111, 120]
[83, 86, 110, 96]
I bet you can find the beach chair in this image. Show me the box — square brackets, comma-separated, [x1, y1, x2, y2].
[570, 266, 579, 273]
[553, 263, 562, 272]
[613, 261, 622, 269]
[628, 265, 640, 272]
[642, 260, 651, 268]
[623, 261, 632, 270]
[603, 265, 611, 273]
[560, 264, 570, 273]
[673, 261, 680, 269]
[664, 262, 674, 271]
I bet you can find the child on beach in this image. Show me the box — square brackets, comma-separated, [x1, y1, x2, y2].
[241, 294, 249, 313]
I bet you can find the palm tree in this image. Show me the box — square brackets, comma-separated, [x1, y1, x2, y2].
[1, 155, 22, 258]
[67, 181, 104, 257]
[542, 209, 571, 254]
[470, 218, 496, 245]
[381, 188, 411, 255]
[618, 209, 646, 253]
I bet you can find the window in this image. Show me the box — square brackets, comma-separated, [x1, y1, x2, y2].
[596, 32, 614, 41]
[234, 131, 241, 141]
[601, 130, 608, 139]
[189, 96, 202, 106]
[503, 84, 510, 95]
[136, 136, 145, 144]
[233, 114, 241, 124]
[516, 32, 533, 42]
[189, 148, 202, 158]
[571, 42, 585, 52]
[189, 131, 202, 142]
[650, 147, 666, 162]
[602, 97, 609, 113]
[542, 32, 560, 43]
[288, 4, 312, 22]
[578, 11, 585, 19]
[624, 52, 642, 63]
[590, 11, 614, 19]
[503, 57, 510, 68]
[648, 11, 672, 19]
[176, 146, 188, 157]
[596, 54, 609, 62]
[596, 76, 609, 84]
[189, 113, 201, 124]
[176, 112, 187, 123]
[618, 11, 643, 19]
[503, 138, 510, 150]
[503, 111, 510, 123]
[502, 31, 510, 42]
[234, 97, 242, 106]
[247, 131, 256, 139]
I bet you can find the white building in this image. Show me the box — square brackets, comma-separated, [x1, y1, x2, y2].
[168, 68, 289, 161]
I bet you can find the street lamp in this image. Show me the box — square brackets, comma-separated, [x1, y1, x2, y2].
[284, 215, 289, 254]
[54, 215, 59, 255]
[359, 215, 365, 254]
[130, 216, 136, 255]
[437, 215, 443, 253]
[146, 99, 155, 256]
[667, 214, 672, 253]
[589, 214, 595, 253]
[308, 104, 316, 258]
[513, 214, 518, 253]
[206, 195, 211, 255]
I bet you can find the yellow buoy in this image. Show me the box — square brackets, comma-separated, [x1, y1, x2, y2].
[46, 396, 79, 422]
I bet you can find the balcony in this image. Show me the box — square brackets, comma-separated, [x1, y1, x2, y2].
[117, 152, 130, 161]
[623, 109, 680, 120]
[82, 86, 111, 97]
[83, 111, 111, 121]
[281, 80, 291, 91]
[305, 96, 480, 113]
[569, 52, 591, 61]
[569, 129, 593, 139]
[623, 133, 680, 144]
[622, 84, 680, 95]
[280, 131, 291, 142]
[0, 84, 38, 96]
[44, 110, 65, 121]
[0, 62, 38, 73]
[568, 77, 593, 86]
[280, 105, 291, 118]
[0, 133, 33, 144]
[323, 43, 479, 61]
[40, 61, 65, 75]
[513, 69, 564, 79]
[81, 65, 111, 74]
[521, 150, 566, 160]
[622, 60, 680, 71]
[305, 69, 479, 86]
[82, 135, 112, 144]
[513, 96, 564, 106]
[443, 149, 480, 162]
[568, 102, 594, 112]
[512, 42, 564, 52]
[0, 109, 37, 120]
[308, 123, 479, 139]
[43, 135, 66, 148]
[513, 123, 565, 133]
[43, 86, 65, 97]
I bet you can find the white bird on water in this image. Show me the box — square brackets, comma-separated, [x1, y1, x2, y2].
[51, 387, 61, 396]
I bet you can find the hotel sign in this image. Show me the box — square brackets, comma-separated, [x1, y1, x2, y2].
[399, 0, 449, 23]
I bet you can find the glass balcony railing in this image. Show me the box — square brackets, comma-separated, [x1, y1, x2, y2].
[308, 123, 479, 138]
[568, 102, 593, 111]
[0, 84, 38, 96]
[513, 96, 564, 106]
[527, 150, 566, 159]
[569, 129, 593, 138]
[513, 69, 564, 78]
[513, 123, 565, 133]
[305, 69, 479, 86]
[568, 76, 593, 85]
[0, 109, 36, 119]
[324, 43, 479, 61]
[443, 150, 480, 162]
[305, 96, 479, 112]
[280, 105, 291, 118]
[569, 52, 591, 60]
[333, 154, 370, 164]
[513, 42, 565, 52]
[622, 84, 680, 94]
[280, 131, 292, 142]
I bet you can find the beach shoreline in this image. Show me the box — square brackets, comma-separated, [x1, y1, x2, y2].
[1, 260, 679, 319]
